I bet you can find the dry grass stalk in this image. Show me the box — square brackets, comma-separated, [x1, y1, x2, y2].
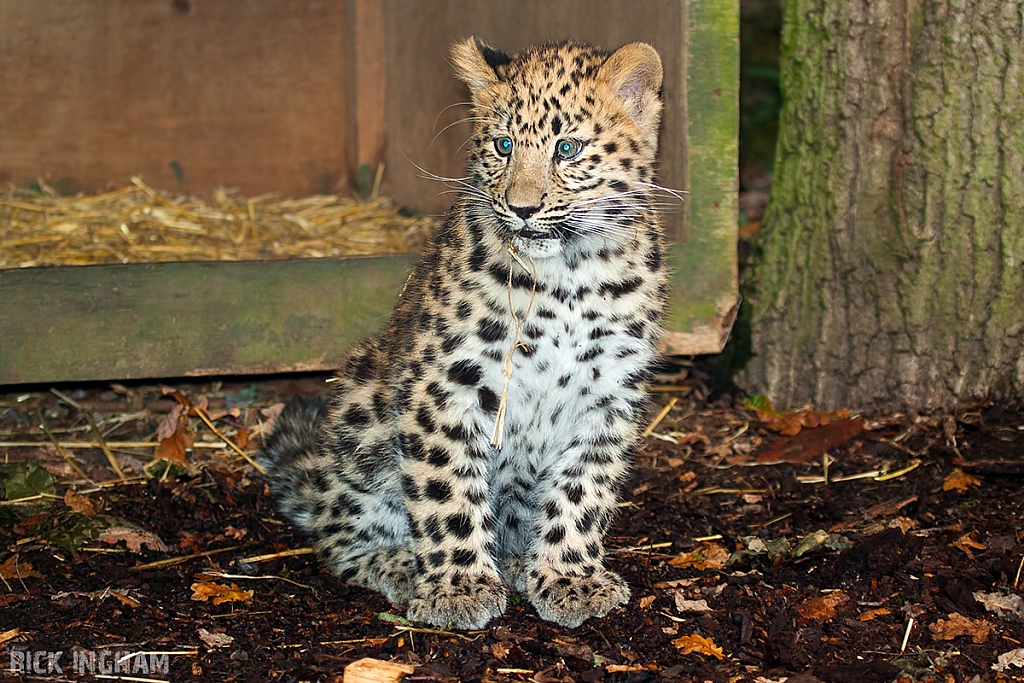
[0, 176, 436, 269]
[490, 242, 537, 449]
[50, 389, 126, 481]
[192, 406, 266, 475]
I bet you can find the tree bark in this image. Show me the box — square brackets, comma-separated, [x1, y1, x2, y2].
[742, 0, 1024, 411]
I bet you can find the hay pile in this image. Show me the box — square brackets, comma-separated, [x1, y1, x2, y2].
[0, 177, 436, 269]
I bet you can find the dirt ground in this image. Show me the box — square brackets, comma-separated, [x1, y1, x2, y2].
[1, 367, 1022, 683]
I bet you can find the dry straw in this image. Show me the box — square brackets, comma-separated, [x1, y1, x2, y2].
[0, 176, 436, 269]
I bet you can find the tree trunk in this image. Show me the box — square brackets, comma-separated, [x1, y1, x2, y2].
[742, 0, 1024, 411]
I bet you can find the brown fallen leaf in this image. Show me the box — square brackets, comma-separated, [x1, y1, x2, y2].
[795, 590, 850, 622]
[951, 533, 986, 559]
[858, 607, 891, 621]
[639, 595, 656, 609]
[746, 395, 851, 436]
[668, 544, 729, 571]
[97, 526, 170, 553]
[63, 489, 96, 515]
[490, 641, 512, 659]
[156, 389, 195, 465]
[0, 556, 43, 581]
[929, 613, 991, 643]
[672, 633, 724, 660]
[942, 469, 982, 492]
[191, 581, 254, 605]
[755, 419, 865, 464]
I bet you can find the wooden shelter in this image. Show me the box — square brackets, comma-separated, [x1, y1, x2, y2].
[0, 0, 738, 384]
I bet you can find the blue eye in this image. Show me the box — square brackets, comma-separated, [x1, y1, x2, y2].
[555, 138, 583, 160]
[495, 136, 513, 156]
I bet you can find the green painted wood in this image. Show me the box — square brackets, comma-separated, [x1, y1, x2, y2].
[662, 0, 739, 355]
[0, 256, 416, 385]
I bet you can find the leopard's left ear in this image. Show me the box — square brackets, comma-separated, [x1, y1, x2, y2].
[599, 42, 663, 133]
[451, 37, 509, 99]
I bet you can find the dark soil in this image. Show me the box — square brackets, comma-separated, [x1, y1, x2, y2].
[1, 373, 1022, 683]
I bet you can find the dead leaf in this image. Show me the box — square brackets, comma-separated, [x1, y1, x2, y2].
[192, 394, 209, 414]
[942, 469, 982, 492]
[156, 403, 185, 442]
[197, 628, 235, 649]
[156, 426, 192, 465]
[639, 595, 656, 609]
[755, 419, 865, 464]
[928, 613, 991, 643]
[745, 395, 851, 436]
[858, 607, 891, 621]
[63, 489, 95, 515]
[677, 431, 711, 446]
[191, 581, 253, 605]
[974, 591, 1024, 622]
[674, 595, 712, 614]
[235, 427, 250, 449]
[994, 647, 1024, 672]
[668, 544, 729, 571]
[951, 533, 986, 559]
[795, 590, 850, 622]
[97, 526, 170, 553]
[0, 556, 43, 581]
[490, 641, 512, 659]
[672, 633, 724, 660]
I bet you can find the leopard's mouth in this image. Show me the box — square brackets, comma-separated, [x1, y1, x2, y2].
[515, 228, 556, 240]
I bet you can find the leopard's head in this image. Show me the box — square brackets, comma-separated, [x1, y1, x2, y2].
[451, 38, 663, 258]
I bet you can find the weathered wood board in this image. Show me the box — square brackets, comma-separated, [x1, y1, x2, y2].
[0, 257, 415, 385]
[0, 0, 351, 198]
[0, 0, 738, 385]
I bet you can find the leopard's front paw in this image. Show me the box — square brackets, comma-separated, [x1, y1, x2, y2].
[407, 570, 508, 630]
[528, 568, 630, 628]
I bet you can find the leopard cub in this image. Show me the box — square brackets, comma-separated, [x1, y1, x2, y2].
[262, 37, 668, 629]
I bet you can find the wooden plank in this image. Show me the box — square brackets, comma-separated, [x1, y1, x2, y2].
[346, 0, 387, 180]
[0, 257, 416, 385]
[381, 0, 687, 237]
[661, 0, 740, 355]
[0, 0, 349, 197]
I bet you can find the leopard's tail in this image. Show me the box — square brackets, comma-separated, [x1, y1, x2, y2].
[259, 396, 328, 527]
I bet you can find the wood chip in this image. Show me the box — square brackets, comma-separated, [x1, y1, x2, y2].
[343, 658, 415, 683]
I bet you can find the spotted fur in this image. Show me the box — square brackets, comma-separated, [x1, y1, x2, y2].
[262, 38, 668, 629]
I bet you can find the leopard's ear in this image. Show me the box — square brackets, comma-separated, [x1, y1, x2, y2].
[599, 42, 663, 132]
[451, 37, 509, 97]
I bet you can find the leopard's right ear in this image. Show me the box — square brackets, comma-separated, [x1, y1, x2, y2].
[451, 37, 509, 97]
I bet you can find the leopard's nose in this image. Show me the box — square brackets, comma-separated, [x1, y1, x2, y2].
[509, 202, 542, 219]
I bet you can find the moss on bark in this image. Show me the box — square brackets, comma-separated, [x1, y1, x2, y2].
[742, 0, 1024, 411]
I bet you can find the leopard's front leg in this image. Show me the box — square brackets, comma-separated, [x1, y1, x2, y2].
[400, 416, 507, 630]
[524, 420, 636, 627]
